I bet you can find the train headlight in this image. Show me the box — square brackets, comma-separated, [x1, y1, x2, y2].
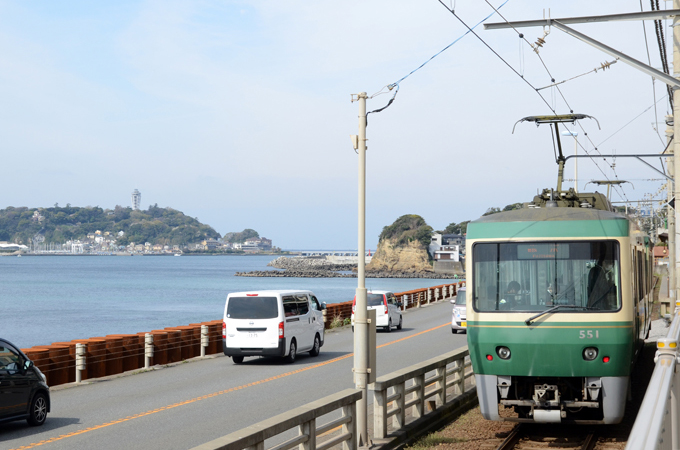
[583, 347, 599, 361]
[496, 346, 511, 360]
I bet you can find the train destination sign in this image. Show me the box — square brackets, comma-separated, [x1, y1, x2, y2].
[517, 243, 569, 259]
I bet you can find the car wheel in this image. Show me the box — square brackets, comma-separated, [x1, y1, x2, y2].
[309, 334, 320, 357]
[285, 340, 297, 363]
[386, 318, 392, 332]
[27, 392, 48, 426]
[397, 316, 402, 330]
[232, 356, 244, 364]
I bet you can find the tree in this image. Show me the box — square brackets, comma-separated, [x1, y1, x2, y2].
[379, 215, 433, 248]
[443, 221, 470, 235]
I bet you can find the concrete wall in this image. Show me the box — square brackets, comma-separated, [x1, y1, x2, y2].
[433, 260, 464, 275]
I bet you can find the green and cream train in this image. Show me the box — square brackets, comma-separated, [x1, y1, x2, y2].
[466, 188, 653, 424]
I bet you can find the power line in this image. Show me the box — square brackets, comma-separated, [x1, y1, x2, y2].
[470, 1, 631, 202]
[367, 0, 511, 116]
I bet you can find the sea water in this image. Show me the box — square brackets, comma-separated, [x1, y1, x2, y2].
[0, 255, 455, 348]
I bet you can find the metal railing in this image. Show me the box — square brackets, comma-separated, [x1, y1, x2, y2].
[190, 389, 362, 450]
[370, 347, 474, 439]
[626, 301, 680, 450]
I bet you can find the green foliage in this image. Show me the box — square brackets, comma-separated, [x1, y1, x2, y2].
[443, 221, 470, 235]
[0, 205, 221, 245]
[379, 214, 433, 248]
[502, 202, 523, 211]
[482, 207, 501, 216]
[223, 228, 260, 243]
[329, 315, 344, 329]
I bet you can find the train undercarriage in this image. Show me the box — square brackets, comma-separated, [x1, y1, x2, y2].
[476, 374, 628, 424]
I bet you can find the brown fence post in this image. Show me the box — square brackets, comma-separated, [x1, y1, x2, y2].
[22, 347, 51, 385]
[150, 331, 169, 365]
[164, 329, 181, 363]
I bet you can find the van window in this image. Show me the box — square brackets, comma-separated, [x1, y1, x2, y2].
[367, 294, 385, 306]
[227, 297, 278, 319]
[283, 296, 299, 317]
[311, 296, 321, 310]
[296, 294, 310, 315]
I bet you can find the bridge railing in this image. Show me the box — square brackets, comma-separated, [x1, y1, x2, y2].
[370, 347, 475, 440]
[190, 389, 362, 450]
[625, 301, 680, 450]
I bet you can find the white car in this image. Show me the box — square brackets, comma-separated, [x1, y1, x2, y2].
[451, 287, 467, 334]
[351, 290, 402, 332]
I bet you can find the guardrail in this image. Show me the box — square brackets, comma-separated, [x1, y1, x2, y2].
[190, 389, 362, 450]
[20, 282, 465, 387]
[191, 348, 475, 450]
[323, 282, 463, 329]
[370, 347, 474, 439]
[21, 321, 223, 386]
[626, 301, 680, 450]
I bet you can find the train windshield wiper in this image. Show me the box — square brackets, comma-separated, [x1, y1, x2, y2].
[524, 305, 593, 326]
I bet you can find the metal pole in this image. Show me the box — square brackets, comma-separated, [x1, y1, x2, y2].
[353, 92, 369, 447]
[667, 116, 675, 314]
[574, 135, 578, 193]
[674, 0, 680, 306]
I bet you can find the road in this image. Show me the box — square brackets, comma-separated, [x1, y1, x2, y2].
[0, 300, 465, 450]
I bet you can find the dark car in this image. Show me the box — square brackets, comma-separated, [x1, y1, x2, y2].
[0, 338, 50, 426]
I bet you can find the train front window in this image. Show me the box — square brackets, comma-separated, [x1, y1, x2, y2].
[473, 241, 620, 312]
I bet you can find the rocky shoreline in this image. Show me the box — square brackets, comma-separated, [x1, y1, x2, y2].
[234, 256, 455, 279]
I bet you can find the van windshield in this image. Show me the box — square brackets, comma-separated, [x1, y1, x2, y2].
[367, 294, 385, 307]
[455, 290, 466, 306]
[227, 297, 278, 319]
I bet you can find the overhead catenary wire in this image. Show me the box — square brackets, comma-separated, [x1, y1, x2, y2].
[536, 59, 618, 91]
[366, 0, 512, 118]
[476, 0, 665, 203]
[441, 0, 630, 202]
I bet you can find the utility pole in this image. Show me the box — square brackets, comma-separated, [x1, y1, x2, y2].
[666, 115, 675, 312]
[674, 0, 680, 308]
[351, 92, 369, 447]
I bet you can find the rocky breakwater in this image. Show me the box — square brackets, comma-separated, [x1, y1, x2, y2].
[235, 256, 356, 278]
[235, 255, 448, 278]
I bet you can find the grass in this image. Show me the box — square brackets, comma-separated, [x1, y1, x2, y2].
[329, 315, 345, 329]
[405, 433, 465, 450]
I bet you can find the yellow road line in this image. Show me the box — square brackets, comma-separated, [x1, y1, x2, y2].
[13, 322, 449, 449]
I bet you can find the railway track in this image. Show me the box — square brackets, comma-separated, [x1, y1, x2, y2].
[490, 424, 598, 450]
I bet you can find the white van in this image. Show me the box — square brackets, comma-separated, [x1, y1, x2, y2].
[222, 290, 326, 364]
[350, 290, 402, 332]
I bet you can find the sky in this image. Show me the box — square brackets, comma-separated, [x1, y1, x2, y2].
[0, 1, 673, 249]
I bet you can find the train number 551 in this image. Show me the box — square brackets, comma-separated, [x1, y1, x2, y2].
[579, 330, 599, 339]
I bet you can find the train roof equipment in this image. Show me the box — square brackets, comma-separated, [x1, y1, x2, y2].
[514, 114, 612, 212]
